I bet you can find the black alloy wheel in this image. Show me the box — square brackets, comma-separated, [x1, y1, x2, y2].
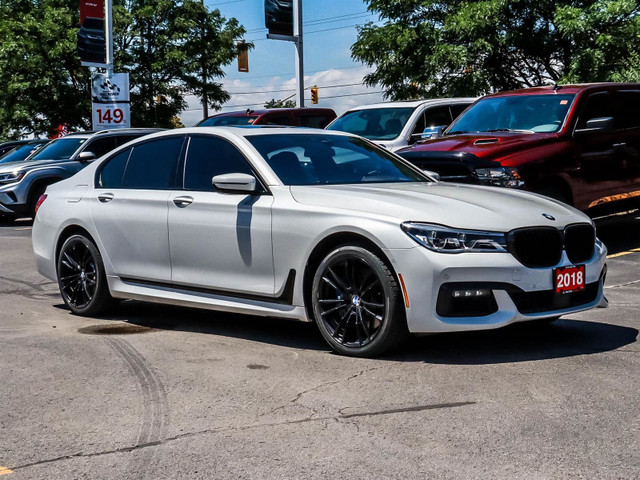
[57, 234, 113, 315]
[311, 245, 407, 357]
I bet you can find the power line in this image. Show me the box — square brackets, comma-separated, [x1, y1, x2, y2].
[224, 64, 369, 82]
[227, 82, 364, 95]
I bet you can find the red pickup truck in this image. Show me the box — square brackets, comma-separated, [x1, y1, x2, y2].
[397, 83, 640, 213]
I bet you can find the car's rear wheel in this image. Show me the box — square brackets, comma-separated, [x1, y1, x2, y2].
[57, 234, 113, 316]
[311, 245, 407, 357]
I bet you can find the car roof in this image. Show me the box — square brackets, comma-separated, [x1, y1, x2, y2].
[344, 98, 478, 112]
[137, 126, 357, 141]
[485, 82, 640, 98]
[205, 108, 336, 118]
[62, 128, 164, 139]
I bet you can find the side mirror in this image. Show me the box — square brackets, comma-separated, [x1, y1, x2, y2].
[212, 173, 257, 193]
[77, 151, 96, 162]
[575, 117, 614, 136]
[415, 125, 447, 142]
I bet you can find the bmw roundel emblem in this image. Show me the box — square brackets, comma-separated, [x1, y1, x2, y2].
[542, 213, 556, 221]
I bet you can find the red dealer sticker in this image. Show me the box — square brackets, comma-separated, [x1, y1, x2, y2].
[554, 265, 586, 294]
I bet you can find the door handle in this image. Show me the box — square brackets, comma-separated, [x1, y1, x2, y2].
[98, 193, 114, 203]
[173, 196, 194, 207]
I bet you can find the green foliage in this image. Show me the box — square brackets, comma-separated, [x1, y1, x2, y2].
[264, 98, 296, 108]
[0, 0, 248, 137]
[352, 0, 640, 100]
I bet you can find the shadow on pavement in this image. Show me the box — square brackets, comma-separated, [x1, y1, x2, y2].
[388, 318, 638, 365]
[595, 210, 640, 254]
[70, 300, 638, 363]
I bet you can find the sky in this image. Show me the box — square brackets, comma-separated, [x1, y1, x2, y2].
[179, 0, 386, 126]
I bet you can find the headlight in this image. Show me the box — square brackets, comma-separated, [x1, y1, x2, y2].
[475, 167, 523, 188]
[401, 222, 507, 253]
[0, 171, 25, 185]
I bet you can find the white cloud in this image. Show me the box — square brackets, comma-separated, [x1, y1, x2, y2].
[179, 65, 385, 126]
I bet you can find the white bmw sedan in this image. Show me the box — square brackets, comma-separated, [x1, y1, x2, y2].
[32, 127, 608, 357]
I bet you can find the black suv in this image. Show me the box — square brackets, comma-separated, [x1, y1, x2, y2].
[0, 129, 160, 220]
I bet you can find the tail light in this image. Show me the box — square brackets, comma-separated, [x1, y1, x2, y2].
[34, 194, 47, 216]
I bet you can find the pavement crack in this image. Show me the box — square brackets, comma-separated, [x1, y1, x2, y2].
[9, 400, 474, 472]
[604, 279, 640, 289]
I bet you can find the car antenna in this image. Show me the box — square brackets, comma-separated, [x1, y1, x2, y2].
[246, 108, 254, 115]
[553, 82, 562, 92]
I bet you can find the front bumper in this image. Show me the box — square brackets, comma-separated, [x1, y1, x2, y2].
[388, 239, 608, 333]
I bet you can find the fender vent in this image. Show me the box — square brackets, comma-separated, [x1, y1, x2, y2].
[473, 138, 499, 145]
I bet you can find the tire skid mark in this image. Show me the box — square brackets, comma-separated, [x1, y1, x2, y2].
[103, 337, 169, 445]
[103, 337, 169, 478]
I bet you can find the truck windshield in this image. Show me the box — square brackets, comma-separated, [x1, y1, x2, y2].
[447, 94, 576, 134]
[327, 107, 415, 140]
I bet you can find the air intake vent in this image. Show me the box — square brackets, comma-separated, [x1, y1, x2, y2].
[507, 227, 563, 268]
[473, 138, 499, 145]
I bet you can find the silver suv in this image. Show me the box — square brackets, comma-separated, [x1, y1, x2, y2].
[0, 129, 160, 221]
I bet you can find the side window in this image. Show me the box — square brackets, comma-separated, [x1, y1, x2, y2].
[115, 135, 143, 147]
[83, 137, 117, 158]
[98, 148, 132, 188]
[122, 137, 184, 189]
[184, 136, 255, 191]
[450, 103, 469, 120]
[410, 112, 427, 137]
[263, 113, 291, 125]
[298, 114, 332, 129]
[614, 90, 640, 129]
[577, 92, 612, 129]
[425, 105, 453, 128]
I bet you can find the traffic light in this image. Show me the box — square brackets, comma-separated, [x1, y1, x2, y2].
[264, 0, 293, 36]
[311, 86, 319, 104]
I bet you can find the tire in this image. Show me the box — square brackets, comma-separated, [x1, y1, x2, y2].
[311, 245, 408, 357]
[28, 184, 48, 219]
[0, 215, 16, 224]
[57, 234, 114, 316]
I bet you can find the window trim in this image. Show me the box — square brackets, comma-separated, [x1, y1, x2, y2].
[95, 135, 187, 190]
[180, 134, 271, 195]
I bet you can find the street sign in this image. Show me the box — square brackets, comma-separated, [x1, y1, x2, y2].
[92, 103, 130, 129]
[91, 72, 130, 129]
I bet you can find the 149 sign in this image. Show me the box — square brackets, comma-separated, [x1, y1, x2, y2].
[92, 103, 130, 129]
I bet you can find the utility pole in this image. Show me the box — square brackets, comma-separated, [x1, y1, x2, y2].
[293, 0, 304, 107]
[201, 0, 208, 119]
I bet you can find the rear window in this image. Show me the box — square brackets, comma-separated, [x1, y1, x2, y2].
[327, 107, 416, 140]
[198, 115, 259, 126]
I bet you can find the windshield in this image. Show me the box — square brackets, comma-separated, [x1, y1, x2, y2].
[29, 138, 86, 161]
[0, 142, 47, 164]
[447, 94, 576, 134]
[327, 107, 415, 140]
[247, 133, 429, 186]
[199, 115, 259, 126]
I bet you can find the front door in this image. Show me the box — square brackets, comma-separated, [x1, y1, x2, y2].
[168, 135, 275, 296]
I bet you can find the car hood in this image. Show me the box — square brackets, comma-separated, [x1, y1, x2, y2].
[402, 132, 558, 160]
[0, 158, 72, 173]
[289, 182, 588, 231]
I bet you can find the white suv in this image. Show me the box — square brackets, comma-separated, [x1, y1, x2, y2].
[326, 98, 476, 151]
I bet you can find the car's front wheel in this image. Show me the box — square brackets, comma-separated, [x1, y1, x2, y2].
[57, 234, 113, 316]
[311, 245, 407, 357]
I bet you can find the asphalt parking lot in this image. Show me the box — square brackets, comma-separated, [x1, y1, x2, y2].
[0, 213, 638, 479]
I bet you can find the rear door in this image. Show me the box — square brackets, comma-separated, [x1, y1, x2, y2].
[91, 136, 185, 282]
[168, 135, 275, 295]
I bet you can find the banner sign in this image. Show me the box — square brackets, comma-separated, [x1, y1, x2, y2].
[78, 0, 106, 65]
[91, 72, 130, 129]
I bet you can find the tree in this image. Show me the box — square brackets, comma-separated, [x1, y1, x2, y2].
[0, 0, 91, 138]
[0, 0, 248, 137]
[264, 98, 296, 108]
[351, 0, 640, 100]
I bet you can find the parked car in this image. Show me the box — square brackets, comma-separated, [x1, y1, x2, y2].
[325, 98, 476, 151]
[0, 139, 39, 158]
[0, 128, 160, 221]
[0, 139, 49, 165]
[397, 83, 640, 213]
[196, 108, 337, 129]
[33, 127, 607, 357]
